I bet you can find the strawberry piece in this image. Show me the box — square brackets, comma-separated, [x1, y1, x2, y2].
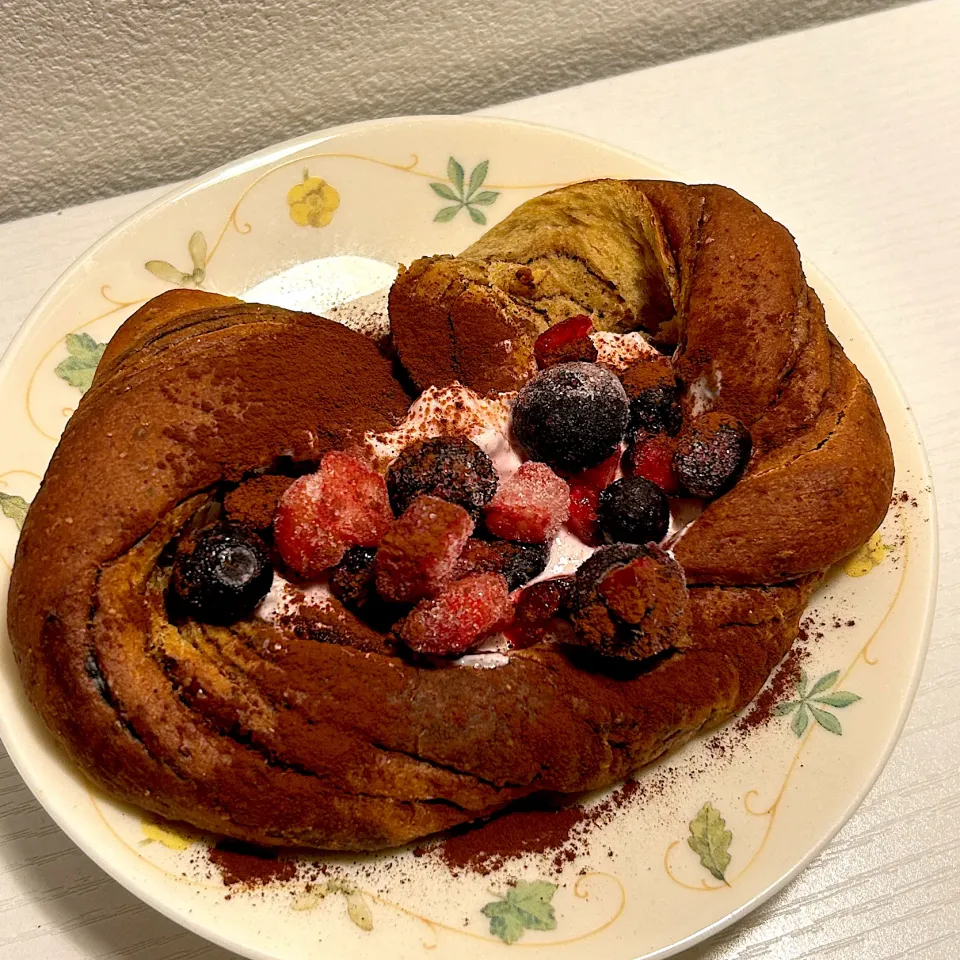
[398, 573, 513, 656]
[375, 495, 474, 603]
[483, 462, 570, 543]
[505, 576, 575, 649]
[564, 450, 621, 487]
[626, 434, 681, 495]
[567, 483, 602, 545]
[533, 314, 598, 369]
[274, 451, 392, 577]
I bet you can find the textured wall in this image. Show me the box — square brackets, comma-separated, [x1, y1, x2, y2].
[2, 0, 911, 222]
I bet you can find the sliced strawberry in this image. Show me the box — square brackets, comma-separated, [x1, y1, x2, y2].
[565, 449, 620, 488]
[483, 462, 570, 543]
[274, 451, 392, 578]
[398, 573, 513, 656]
[626, 434, 681, 495]
[533, 314, 598, 369]
[567, 483, 602, 545]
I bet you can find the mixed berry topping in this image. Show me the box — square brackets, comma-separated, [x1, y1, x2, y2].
[533, 314, 598, 369]
[386, 436, 498, 518]
[565, 451, 620, 545]
[483, 462, 570, 543]
[625, 433, 682, 495]
[511, 362, 630, 472]
[374, 495, 474, 603]
[396, 573, 513, 656]
[672, 413, 751, 498]
[597, 476, 670, 545]
[454, 538, 549, 591]
[274, 451, 392, 577]
[569, 543, 687, 660]
[620, 357, 683, 436]
[170, 523, 273, 625]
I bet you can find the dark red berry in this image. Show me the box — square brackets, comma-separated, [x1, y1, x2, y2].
[386, 437, 498, 518]
[505, 576, 576, 649]
[534, 315, 598, 369]
[597, 477, 670, 544]
[620, 357, 682, 436]
[170, 523, 273, 625]
[454, 538, 549, 591]
[672, 413, 752, 498]
[569, 543, 688, 660]
[626, 434, 681, 495]
[568, 483, 602, 545]
[512, 362, 630, 472]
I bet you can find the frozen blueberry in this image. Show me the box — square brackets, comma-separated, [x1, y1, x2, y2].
[386, 437, 498, 518]
[170, 523, 273, 625]
[597, 477, 670, 544]
[511, 362, 629, 472]
[672, 413, 752, 498]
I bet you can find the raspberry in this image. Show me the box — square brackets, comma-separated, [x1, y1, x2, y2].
[568, 483, 602, 545]
[375, 496, 473, 603]
[505, 576, 575, 649]
[454, 538, 549, 590]
[533, 315, 598, 369]
[483, 462, 570, 543]
[274, 451, 392, 577]
[626, 434, 681, 495]
[397, 573, 513, 656]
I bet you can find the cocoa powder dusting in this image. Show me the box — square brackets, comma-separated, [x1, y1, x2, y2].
[208, 839, 298, 887]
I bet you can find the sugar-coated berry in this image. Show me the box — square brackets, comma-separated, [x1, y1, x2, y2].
[625, 433, 681, 495]
[483, 462, 570, 543]
[454, 538, 549, 591]
[672, 413, 752, 498]
[397, 573, 513, 656]
[274, 451, 393, 577]
[533, 314, 598, 369]
[597, 476, 670, 544]
[375, 495, 474, 603]
[620, 357, 682, 436]
[511, 362, 630, 472]
[170, 523, 273, 625]
[386, 437, 498, 518]
[569, 543, 688, 660]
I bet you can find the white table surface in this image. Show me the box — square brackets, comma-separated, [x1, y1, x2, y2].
[2, 1, 959, 957]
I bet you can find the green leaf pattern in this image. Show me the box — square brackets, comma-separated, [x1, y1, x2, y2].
[146, 230, 207, 287]
[55, 333, 106, 394]
[777, 668, 862, 737]
[687, 802, 732, 883]
[430, 157, 500, 225]
[0, 492, 29, 531]
[481, 880, 558, 944]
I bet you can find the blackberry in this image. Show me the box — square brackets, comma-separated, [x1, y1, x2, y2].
[170, 523, 273, 625]
[511, 362, 629, 472]
[455, 538, 549, 591]
[597, 477, 670, 544]
[672, 413, 751, 498]
[620, 358, 682, 436]
[386, 437, 498, 518]
[569, 543, 688, 660]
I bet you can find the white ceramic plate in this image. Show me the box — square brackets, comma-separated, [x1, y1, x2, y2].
[0, 116, 937, 960]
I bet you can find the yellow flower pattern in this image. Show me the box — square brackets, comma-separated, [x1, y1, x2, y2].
[287, 171, 340, 227]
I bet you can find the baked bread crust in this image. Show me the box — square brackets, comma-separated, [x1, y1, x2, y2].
[8, 179, 893, 851]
